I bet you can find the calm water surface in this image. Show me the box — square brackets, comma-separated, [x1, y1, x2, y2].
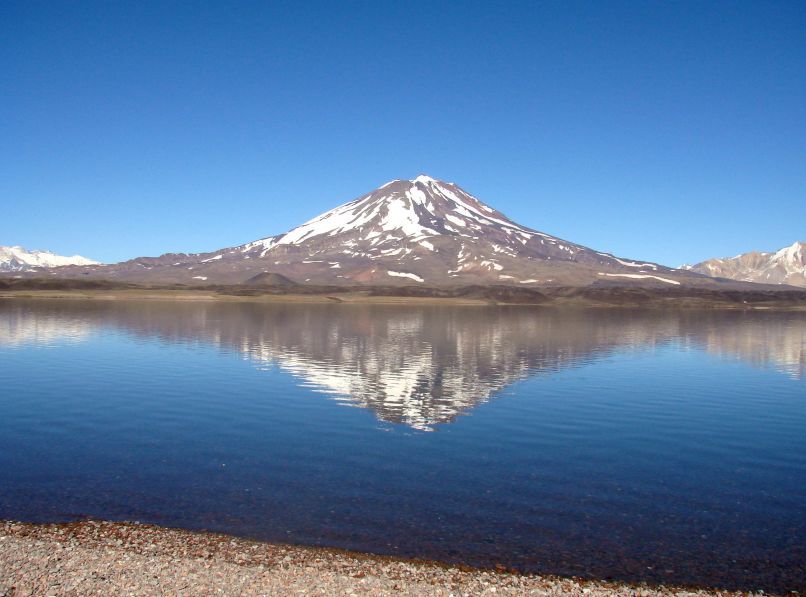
[0, 299, 804, 592]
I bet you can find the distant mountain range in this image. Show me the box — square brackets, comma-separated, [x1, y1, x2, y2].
[5, 175, 719, 288]
[683, 241, 806, 288]
[0, 246, 98, 273]
[2, 177, 801, 290]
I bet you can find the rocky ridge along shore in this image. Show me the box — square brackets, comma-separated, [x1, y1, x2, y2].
[0, 520, 758, 596]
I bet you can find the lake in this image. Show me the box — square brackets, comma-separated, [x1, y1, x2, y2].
[0, 299, 803, 592]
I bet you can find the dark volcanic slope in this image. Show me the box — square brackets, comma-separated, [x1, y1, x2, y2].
[11, 175, 738, 287]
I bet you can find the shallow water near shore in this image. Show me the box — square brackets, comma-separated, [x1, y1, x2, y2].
[1, 299, 804, 593]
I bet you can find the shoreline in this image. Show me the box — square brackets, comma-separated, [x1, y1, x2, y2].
[0, 519, 747, 596]
[0, 289, 490, 306]
[2, 286, 806, 310]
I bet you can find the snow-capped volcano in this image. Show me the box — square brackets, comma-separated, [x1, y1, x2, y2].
[7, 175, 709, 287]
[243, 175, 628, 264]
[684, 241, 806, 287]
[214, 174, 682, 286]
[243, 174, 534, 255]
[0, 245, 99, 272]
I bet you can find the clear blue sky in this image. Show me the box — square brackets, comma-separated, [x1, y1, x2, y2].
[2, 1, 804, 266]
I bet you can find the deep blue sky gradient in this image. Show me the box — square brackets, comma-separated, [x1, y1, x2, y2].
[2, 1, 804, 265]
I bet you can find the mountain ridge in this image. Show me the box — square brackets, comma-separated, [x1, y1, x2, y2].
[683, 241, 806, 288]
[0, 245, 99, 273]
[0, 176, 774, 289]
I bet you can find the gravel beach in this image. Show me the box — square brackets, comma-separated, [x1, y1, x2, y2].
[0, 520, 751, 596]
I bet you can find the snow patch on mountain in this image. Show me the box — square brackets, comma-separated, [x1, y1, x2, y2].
[598, 272, 681, 285]
[387, 271, 424, 282]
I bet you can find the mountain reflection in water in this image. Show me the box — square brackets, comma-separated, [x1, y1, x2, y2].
[2, 300, 803, 429]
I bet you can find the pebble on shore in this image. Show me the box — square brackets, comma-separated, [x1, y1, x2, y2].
[0, 520, 749, 596]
